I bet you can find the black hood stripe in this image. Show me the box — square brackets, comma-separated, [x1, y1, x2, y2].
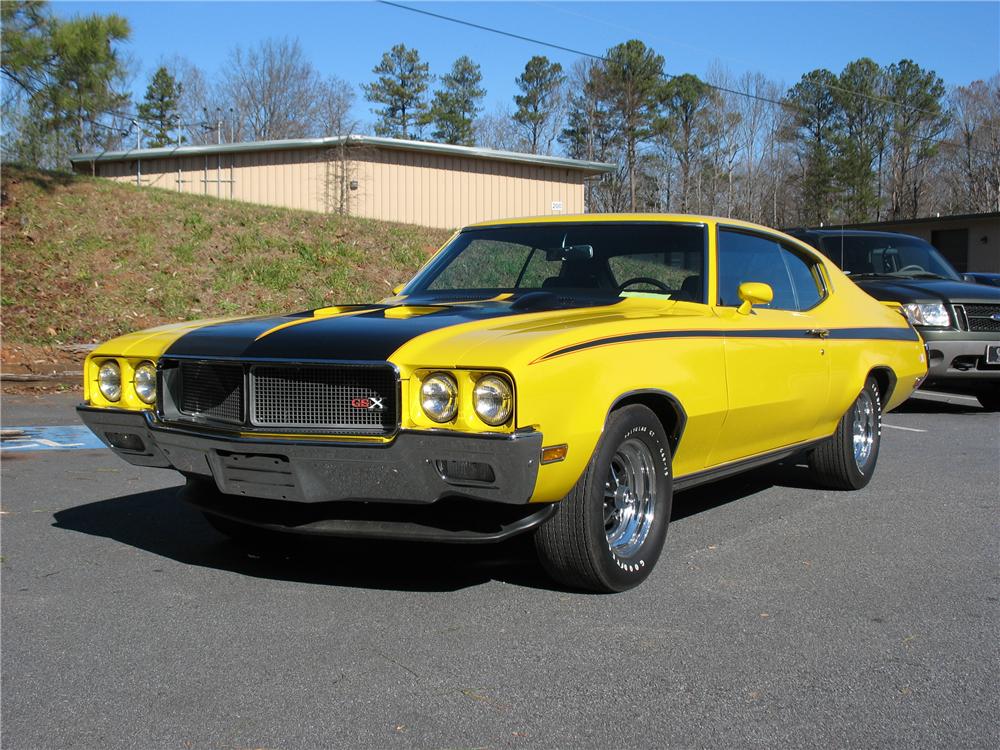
[163, 297, 622, 361]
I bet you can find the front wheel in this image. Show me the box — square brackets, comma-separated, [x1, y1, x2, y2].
[535, 404, 673, 593]
[809, 376, 882, 490]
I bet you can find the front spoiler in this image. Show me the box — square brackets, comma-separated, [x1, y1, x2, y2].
[76, 405, 543, 507]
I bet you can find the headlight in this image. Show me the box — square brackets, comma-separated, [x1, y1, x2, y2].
[474, 375, 513, 426]
[902, 303, 950, 327]
[98, 360, 121, 401]
[133, 361, 157, 404]
[420, 372, 458, 422]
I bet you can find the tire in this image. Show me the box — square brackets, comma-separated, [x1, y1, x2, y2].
[809, 376, 882, 490]
[534, 404, 673, 593]
[976, 386, 1000, 412]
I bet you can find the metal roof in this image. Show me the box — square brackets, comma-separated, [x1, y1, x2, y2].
[70, 134, 615, 174]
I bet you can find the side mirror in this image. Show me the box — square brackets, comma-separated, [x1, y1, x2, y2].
[963, 273, 978, 284]
[737, 282, 773, 315]
[391, 283, 405, 296]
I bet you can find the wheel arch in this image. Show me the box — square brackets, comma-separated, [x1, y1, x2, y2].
[607, 389, 687, 454]
[867, 366, 897, 411]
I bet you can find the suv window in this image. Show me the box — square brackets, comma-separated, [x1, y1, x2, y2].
[718, 229, 825, 311]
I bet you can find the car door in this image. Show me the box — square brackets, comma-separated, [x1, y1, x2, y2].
[709, 227, 831, 466]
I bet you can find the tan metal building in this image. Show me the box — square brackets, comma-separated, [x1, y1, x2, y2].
[70, 136, 614, 230]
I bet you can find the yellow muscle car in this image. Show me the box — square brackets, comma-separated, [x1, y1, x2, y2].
[77, 215, 928, 592]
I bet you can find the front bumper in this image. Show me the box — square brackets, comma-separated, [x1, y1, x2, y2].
[76, 405, 542, 506]
[919, 331, 1000, 386]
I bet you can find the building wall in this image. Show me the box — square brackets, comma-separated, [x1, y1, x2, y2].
[899, 216, 999, 273]
[86, 146, 587, 229]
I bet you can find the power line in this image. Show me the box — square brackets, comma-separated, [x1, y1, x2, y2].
[376, 0, 978, 155]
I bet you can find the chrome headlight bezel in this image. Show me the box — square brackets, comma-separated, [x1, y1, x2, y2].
[133, 361, 157, 404]
[420, 372, 459, 423]
[902, 302, 950, 327]
[473, 374, 513, 426]
[98, 360, 122, 401]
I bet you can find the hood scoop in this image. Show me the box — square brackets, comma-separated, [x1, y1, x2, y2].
[382, 305, 447, 319]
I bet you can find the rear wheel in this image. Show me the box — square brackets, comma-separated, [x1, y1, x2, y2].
[535, 404, 672, 593]
[809, 376, 881, 490]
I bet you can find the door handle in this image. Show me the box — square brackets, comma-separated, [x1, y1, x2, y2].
[806, 328, 830, 339]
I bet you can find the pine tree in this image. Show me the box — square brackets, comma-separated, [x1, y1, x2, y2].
[137, 66, 183, 147]
[429, 56, 485, 146]
[596, 40, 664, 211]
[513, 56, 564, 154]
[785, 69, 841, 225]
[1, 1, 132, 162]
[362, 43, 430, 139]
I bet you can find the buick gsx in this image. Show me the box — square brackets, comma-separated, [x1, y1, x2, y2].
[78, 216, 928, 591]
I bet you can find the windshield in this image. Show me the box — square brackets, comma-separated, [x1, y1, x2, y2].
[404, 223, 707, 302]
[818, 234, 961, 281]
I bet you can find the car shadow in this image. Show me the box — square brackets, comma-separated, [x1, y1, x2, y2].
[54, 467, 803, 593]
[52, 487, 563, 593]
[894, 397, 986, 415]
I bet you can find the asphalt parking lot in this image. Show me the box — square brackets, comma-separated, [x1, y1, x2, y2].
[1, 390, 997, 749]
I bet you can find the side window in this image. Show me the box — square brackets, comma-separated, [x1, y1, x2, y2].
[717, 230, 795, 309]
[718, 230, 826, 311]
[780, 245, 825, 310]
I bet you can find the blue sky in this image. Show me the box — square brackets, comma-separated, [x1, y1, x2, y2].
[53, 1, 1000, 127]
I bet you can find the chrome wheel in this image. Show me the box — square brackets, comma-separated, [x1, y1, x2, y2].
[603, 437, 657, 557]
[852, 389, 876, 470]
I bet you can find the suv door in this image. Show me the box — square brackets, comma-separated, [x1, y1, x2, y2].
[710, 227, 832, 465]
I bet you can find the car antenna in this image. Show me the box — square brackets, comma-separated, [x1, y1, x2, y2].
[839, 223, 845, 271]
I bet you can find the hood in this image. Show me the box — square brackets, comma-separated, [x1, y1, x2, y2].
[852, 277, 1000, 305]
[162, 294, 633, 362]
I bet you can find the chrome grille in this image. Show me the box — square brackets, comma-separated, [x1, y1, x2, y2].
[962, 304, 1000, 333]
[250, 365, 397, 432]
[178, 362, 244, 424]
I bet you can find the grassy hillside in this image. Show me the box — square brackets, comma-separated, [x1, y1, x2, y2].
[0, 166, 452, 344]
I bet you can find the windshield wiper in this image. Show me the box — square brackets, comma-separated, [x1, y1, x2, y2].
[894, 271, 950, 280]
[844, 272, 895, 279]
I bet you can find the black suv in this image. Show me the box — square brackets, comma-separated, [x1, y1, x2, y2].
[789, 229, 1000, 411]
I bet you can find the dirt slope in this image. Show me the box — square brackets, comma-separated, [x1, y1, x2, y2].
[1, 165, 452, 347]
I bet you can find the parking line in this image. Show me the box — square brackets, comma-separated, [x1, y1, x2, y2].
[883, 424, 927, 433]
[916, 390, 980, 403]
[0, 425, 106, 452]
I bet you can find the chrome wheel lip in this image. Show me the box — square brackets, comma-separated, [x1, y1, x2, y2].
[852, 389, 876, 470]
[604, 437, 656, 557]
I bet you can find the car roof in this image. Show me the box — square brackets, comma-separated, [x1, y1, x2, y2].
[465, 213, 779, 233]
[788, 228, 923, 240]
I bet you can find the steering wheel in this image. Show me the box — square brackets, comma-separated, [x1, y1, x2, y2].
[898, 264, 924, 273]
[618, 276, 671, 293]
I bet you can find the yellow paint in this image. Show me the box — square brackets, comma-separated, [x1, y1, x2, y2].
[383, 305, 445, 319]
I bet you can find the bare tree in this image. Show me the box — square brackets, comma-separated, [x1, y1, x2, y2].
[475, 103, 527, 151]
[944, 75, 1000, 213]
[218, 37, 322, 141]
[316, 75, 356, 136]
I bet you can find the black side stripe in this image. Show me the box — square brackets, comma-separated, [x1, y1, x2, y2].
[537, 326, 919, 362]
